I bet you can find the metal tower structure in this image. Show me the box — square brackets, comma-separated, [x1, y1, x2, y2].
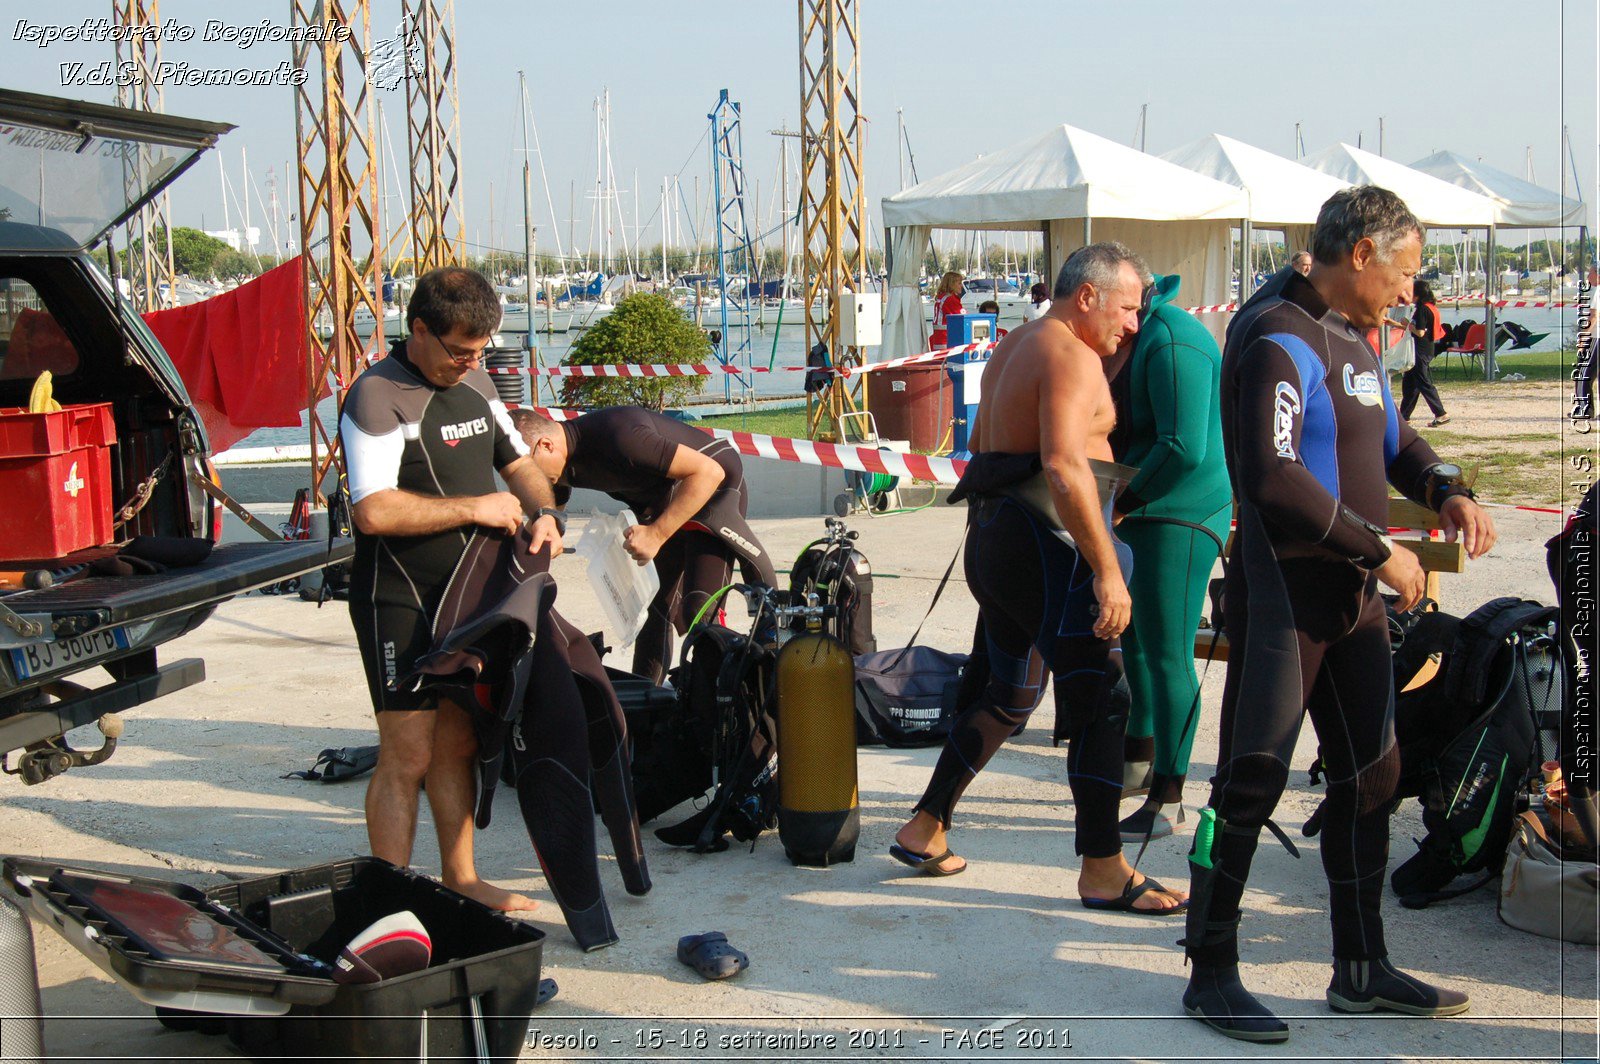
[709, 89, 758, 403]
[401, 0, 463, 273]
[112, 0, 177, 312]
[797, 0, 866, 439]
[292, 0, 383, 502]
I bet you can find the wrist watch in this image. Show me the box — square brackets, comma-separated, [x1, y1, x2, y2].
[536, 507, 567, 535]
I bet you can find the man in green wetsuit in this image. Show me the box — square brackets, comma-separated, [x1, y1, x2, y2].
[1108, 273, 1233, 841]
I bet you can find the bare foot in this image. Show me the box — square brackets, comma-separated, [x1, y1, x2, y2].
[893, 811, 967, 874]
[446, 876, 540, 913]
[1077, 856, 1186, 912]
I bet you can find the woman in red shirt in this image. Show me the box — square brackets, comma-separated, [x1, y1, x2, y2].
[929, 271, 964, 349]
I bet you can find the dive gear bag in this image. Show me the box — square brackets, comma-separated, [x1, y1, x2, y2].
[852, 645, 966, 748]
[1309, 596, 1564, 907]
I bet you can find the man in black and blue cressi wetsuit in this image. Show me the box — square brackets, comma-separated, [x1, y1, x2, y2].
[1182, 186, 1498, 1042]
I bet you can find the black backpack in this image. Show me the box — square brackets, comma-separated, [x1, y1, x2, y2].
[1387, 597, 1564, 906]
[790, 532, 875, 656]
[651, 623, 779, 853]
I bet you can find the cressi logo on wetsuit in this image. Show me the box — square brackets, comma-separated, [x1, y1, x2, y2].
[1272, 381, 1300, 459]
[1341, 364, 1384, 407]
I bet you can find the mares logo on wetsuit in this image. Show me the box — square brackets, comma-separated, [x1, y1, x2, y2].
[1342, 364, 1384, 407]
[382, 641, 397, 684]
[1273, 381, 1301, 459]
[439, 416, 490, 447]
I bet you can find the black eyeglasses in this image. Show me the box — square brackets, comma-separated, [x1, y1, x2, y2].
[1139, 284, 1155, 316]
[426, 327, 484, 366]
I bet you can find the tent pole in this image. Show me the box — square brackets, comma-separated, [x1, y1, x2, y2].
[1241, 219, 1254, 300]
[1484, 224, 1497, 381]
[1083, 217, 1091, 246]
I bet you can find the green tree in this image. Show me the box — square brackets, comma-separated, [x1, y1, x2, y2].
[159, 227, 232, 276]
[212, 248, 260, 281]
[559, 292, 709, 411]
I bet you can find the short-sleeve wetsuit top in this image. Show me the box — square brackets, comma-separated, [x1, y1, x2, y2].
[339, 339, 529, 605]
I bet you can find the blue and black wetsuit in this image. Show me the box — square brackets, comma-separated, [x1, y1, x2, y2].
[917, 455, 1133, 859]
[1190, 268, 1452, 966]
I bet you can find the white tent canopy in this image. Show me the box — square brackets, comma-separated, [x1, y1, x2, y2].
[1301, 143, 1498, 228]
[881, 123, 1247, 229]
[878, 124, 1247, 358]
[1409, 150, 1587, 229]
[1160, 134, 1350, 226]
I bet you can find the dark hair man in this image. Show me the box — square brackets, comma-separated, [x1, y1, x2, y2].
[340, 266, 563, 912]
[510, 406, 776, 683]
[1181, 186, 1496, 1042]
[889, 242, 1187, 914]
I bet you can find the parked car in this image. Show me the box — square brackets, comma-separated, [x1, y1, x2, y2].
[0, 89, 350, 783]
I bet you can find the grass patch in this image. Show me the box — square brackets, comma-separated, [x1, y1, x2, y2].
[697, 405, 810, 438]
[1431, 348, 1570, 385]
[1459, 448, 1566, 504]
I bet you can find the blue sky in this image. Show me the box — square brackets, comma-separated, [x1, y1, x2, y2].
[8, 0, 1597, 257]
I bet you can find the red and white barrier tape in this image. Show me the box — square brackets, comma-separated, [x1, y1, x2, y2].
[488, 362, 772, 377]
[1186, 303, 1239, 314]
[1436, 297, 1577, 309]
[507, 404, 964, 483]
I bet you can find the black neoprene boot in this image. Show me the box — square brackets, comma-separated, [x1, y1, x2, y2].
[1326, 957, 1471, 1016]
[1183, 960, 1290, 1044]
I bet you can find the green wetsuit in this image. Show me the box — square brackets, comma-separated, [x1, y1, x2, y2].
[1109, 274, 1233, 780]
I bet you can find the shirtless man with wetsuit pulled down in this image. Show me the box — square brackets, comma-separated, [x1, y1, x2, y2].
[889, 242, 1186, 915]
[511, 406, 777, 682]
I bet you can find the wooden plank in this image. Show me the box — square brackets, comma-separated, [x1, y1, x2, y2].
[1194, 629, 1229, 662]
[1393, 537, 1466, 574]
[1388, 497, 1442, 531]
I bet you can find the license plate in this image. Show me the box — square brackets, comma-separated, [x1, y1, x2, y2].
[10, 627, 130, 680]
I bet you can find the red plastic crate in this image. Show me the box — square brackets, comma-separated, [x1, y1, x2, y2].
[0, 403, 117, 562]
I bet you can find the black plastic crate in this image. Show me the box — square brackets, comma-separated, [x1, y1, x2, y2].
[5, 856, 544, 1063]
[205, 858, 545, 1063]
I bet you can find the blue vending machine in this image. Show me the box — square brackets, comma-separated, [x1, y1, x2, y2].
[942, 312, 998, 459]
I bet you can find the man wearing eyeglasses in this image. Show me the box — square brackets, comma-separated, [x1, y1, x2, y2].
[340, 267, 563, 912]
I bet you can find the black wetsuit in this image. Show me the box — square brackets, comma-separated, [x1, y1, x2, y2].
[340, 340, 528, 712]
[1192, 269, 1450, 966]
[405, 528, 650, 951]
[917, 454, 1133, 859]
[558, 406, 775, 682]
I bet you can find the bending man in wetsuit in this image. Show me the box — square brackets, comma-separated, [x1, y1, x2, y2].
[890, 242, 1186, 914]
[1182, 186, 1497, 1042]
[511, 406, 777, 683]
[341, 267, 563, 912]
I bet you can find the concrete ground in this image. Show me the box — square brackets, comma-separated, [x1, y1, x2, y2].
[5, 503, 1596, 1063]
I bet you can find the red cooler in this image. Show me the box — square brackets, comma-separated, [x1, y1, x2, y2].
[0, 403, 117, 562]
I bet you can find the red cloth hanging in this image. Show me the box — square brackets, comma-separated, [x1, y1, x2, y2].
[142, 257, 321, 453]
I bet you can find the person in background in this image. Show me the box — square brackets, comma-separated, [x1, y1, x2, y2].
[977, 299, 1009, 339]
[1399, 279, 1449, 426]
[930, 270, 964, 349]
[1025, 281, 1052, 321]
[1107, 272, 1232, 842]
[1291, 250, 1313, 276]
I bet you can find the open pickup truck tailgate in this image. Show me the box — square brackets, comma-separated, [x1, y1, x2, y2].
[0, 540, 354, 649]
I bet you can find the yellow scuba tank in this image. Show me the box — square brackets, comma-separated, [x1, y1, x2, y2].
[776, 606, 859, 866]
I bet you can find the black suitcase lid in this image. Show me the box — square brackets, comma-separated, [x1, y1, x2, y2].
[3, 856, 340, 1012]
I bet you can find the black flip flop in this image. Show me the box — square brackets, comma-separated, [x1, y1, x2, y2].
[676, 932, 749, 981]
[1080, 874, 1188, 915]
[888, 843, 966, 877]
